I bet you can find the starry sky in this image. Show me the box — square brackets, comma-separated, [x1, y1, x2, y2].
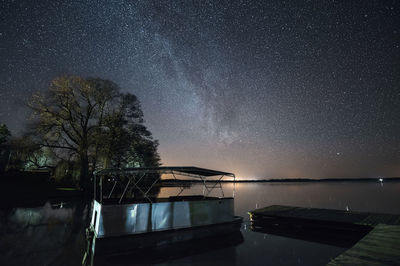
[1, 0, 399, 179]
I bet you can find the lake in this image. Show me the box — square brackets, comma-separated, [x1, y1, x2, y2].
[156, 180, 400, 266]
[1, 180, 399, 265]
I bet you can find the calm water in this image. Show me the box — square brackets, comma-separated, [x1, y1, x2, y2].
[156, 180, 400, 266]
[2, 181, 400, 265]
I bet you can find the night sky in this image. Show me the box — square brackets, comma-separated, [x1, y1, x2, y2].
[1, 0, 399, 179]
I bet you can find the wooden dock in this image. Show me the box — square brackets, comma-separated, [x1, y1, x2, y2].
[328, 224, 400, 265]
[249, 205, 400, 265]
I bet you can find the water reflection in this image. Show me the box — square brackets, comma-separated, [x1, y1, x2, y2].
[158, 181, 400, 265]
[234, 181, 400, 219]
[0, 200, 89, 266]
[96, 231, 244, 265]
[249, 220, 371, 248]
[237, 226, 345, 266]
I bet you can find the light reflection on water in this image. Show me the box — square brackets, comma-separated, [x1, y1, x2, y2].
[156, 181, 400, 266]
[233, 181, 400, 218]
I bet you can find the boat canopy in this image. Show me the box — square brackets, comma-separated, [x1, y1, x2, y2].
[94, 166, 235, 178]
[93, 166, 236, 203]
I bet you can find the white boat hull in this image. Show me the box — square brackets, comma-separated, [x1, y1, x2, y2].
[91, 197, 236, 238]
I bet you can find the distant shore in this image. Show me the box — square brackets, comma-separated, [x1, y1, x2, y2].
[161, 177, 400, 183]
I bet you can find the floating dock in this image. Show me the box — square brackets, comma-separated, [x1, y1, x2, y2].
[249, 205, 400, 265]
[328, 224, 400, 265]
[249, 205, 400, 227]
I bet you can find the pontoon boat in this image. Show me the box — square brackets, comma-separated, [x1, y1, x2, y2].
[83, 167, 242, 265]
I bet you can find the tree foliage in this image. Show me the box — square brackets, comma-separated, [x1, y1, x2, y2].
[0, 123, 12, 172]
[7, 135, 55, 170]
[0, 123, 11, 145]
[28, 76, 160, 189]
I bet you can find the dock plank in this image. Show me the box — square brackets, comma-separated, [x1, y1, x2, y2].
[327, 224, 400, 266]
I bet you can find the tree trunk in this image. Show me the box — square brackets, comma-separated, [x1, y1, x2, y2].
[80, 151, 89, 190]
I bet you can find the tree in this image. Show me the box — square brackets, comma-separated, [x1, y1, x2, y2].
[97, 93, 161, 168]
[7, 135, 55, 171]
[0, 123, 12, 172]
[0, 123, 11, 145]
[28, 76, 160, 190]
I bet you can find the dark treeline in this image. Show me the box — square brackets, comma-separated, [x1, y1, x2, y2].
[161, 177, 400, 183]
[0, 76, 161, 191]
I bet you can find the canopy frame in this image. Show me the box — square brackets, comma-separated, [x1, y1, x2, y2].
[93, 166, 236, 204]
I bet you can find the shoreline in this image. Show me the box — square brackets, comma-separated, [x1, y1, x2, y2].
[161, 177, 400, 183]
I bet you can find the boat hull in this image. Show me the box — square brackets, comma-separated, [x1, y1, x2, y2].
[91, 197, 236, 238]
[94, 216, 243, 256]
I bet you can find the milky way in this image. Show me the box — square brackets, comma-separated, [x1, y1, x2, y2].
[1, 0, 399, 178]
